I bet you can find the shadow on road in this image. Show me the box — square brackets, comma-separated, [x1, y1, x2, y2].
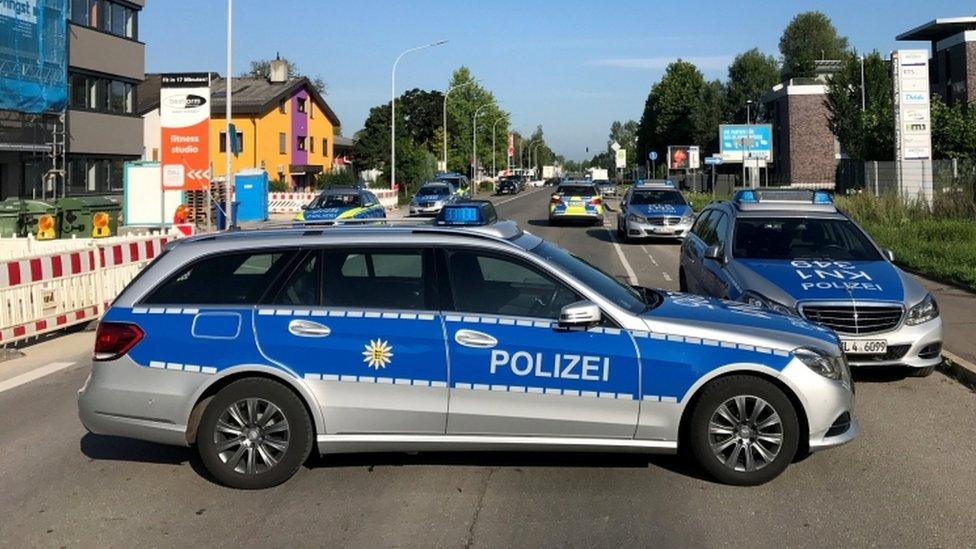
[80, 433, 221, 484]
[851, 368, 913, 383]
[585, 228, 614, 243]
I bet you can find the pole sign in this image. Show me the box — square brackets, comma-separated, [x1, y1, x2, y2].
[160, 73, 212, 191]
[704, 156, 723, 165]
[892, 49, 932, 161]
[668, 146, 700, 170]
[719, 124, 772, 162]
[649, 151, 658, 161]
[615, 148, 627, 169]
[507, 133, 515, 158]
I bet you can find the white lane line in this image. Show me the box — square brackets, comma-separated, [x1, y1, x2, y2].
[606, 226, 638, 285]
[0, 361, 78, 394]
[640, 245, 659, 266]
[662, 272, 673, 282]
[492, 186, 548, 206]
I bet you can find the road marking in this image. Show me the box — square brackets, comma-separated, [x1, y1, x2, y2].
[640, 245, 659, 266]
[606, 227, 638, 286]
[493, 186, 548, 206]
[0, 361, 78, 394]
[662, 272, 672, 282]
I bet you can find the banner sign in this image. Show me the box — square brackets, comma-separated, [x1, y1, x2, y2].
[719, 124, 772, 162]
[507, 133, 514, 158]
[892, 50, 932, 161]
[667, 145, 700, 170]
[160, 73, 211, 191]
[0, 0, 68, 113]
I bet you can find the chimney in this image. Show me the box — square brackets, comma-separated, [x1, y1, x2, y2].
[269, 53, 288, 83]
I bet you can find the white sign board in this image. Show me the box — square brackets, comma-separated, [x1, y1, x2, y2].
[615, 148, 627, 169]
[124, 162, 185, 225]
[893, 50, 932, 162]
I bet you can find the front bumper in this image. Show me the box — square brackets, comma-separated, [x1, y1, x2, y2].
[778, 359, 858, 452]
[409, 204, 443, 216]
[625, 218, 693, 239]
[834, 317, 943, 369]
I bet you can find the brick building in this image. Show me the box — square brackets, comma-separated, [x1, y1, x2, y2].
[897, 16, 976, 107]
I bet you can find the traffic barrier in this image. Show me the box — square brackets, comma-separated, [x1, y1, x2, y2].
[0, 232, 178, 346]
[267, 190, 399, 213]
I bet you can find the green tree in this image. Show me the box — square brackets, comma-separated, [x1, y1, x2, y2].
[692, 79, 725, 152]
[636, 60, 710, 163]
[825, 51, 893, 160]
[399, 88, 445, 150]
[444, 67, 508, 175]
[931, 95, 976, 160]
[609, 120, 639, 170]
[726, 48, 780, 122]
[242, 56, 327, 95]
[779, 12, 849, 78]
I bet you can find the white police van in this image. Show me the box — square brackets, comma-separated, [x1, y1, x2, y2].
[79, 202, 856, 489]
[679, 189, 943, 375]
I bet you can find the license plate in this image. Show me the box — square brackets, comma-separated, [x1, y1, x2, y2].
[842, 339, 887, 354]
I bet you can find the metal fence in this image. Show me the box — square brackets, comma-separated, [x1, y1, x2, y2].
[836, 159, 976, 204]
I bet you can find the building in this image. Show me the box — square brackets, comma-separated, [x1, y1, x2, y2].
[139, 60, 340, 190]
[0, 0, 145, 199]
[761, 60, 842, 186]
[897, 16, 976, 106]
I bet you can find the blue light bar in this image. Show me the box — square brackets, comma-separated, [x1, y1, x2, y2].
[813, 190, 833, 204]
[435, 201, 498, 226]
[733, 190, 758, 203]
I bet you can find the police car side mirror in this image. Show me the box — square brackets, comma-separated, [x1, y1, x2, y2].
[884, 249, 895, 262]
[704, 244, 725, 263]
[558, 300, 602, 328]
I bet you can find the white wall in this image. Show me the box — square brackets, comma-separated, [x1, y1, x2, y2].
[142, 108, 160, 161]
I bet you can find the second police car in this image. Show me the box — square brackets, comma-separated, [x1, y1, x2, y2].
[680, 189, 942, 375]
[79, 201, 856, 489]
[549, 180, 604, 225]
[617, 180, 696, 241]
[408, 181, 457, 216]
[295, 186, 386, 223]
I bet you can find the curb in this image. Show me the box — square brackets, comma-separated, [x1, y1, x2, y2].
[940, 350, 976, 391]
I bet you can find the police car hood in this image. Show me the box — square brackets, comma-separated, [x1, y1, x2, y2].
[629, 203, 692, 218]
[731, 258, 907, 305]
[302, 206, 355, 220]
[642, 291, 839, 353]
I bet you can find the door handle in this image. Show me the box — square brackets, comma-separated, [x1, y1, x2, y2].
[454, 329, 498, 349]
[288, 319, 331, 338]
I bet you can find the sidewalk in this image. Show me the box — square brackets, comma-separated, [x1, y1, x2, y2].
[919, 276, 976, 365]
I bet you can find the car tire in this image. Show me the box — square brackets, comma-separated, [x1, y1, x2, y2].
[197, 378, 313, 490]
[679, 269, 688, 292]
[687, 375, 799, 486]
[909, 365, 936, 377]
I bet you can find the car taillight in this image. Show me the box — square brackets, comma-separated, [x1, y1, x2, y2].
[93, 322, 144, 361]
[550, 195, 562, 204]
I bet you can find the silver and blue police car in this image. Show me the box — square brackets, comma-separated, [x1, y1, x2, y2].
[79, 202, 856, 489]
[295, 186, 386, 223]
[408, 182, 457, 216]
[616, 180, 695, 241]
[679, 189, 942, 375]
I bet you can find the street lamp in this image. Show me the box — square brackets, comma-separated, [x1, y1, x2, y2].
[442, 79, 477, 171]
[529, 141, 543, 179]
[491, 116, 505, 182]
[472, 103, 491, 189]
[742, 99, 754, 188]
[224, 0, 233, 229]
[390, 40, 447, 190]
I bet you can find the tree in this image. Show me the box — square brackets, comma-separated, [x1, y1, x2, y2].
[692, 80, 725, 152]
[636, 60, 710, 163]
[444, 67, 508, 175]
[779, 12, 849, 78]
[242, 56, 327, 95]
[931, 95, 976, 160]
[726, 48, 780, 123]
[399, 88, 445, 150]
[825, 51, 893, 160]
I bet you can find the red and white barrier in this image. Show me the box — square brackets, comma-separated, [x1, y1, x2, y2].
[0, 233, 175, 345]
[267, 190, 399, 213]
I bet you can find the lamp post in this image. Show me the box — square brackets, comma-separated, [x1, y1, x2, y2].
[472, 103, 491, 189]
[442, 79, 476, 171]
[742, 99, 754, 188]
[491, 116, 505, 182]
[224, 0, 233, 229]
[529, 141, 543, 179]
[390, 40, 447, 191]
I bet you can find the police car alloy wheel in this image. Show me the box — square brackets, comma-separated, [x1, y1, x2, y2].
[197, 378, 313, 490]
[688, 375, 799, 486]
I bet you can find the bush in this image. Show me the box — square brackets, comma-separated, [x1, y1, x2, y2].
[314, 170, 357, 189]
[269, 178, 289, 192]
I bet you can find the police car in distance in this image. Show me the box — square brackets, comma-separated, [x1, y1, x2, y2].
[433, 172, 471, 198]
[408, 182, 457, 216]
[295, 187, 386, 222]
[549, 181, 604, 225]
[79, 201, 856, 489]
[593, 179, 617, 197]
[679, 189, 942, 376]
[616, 180, 695, 241]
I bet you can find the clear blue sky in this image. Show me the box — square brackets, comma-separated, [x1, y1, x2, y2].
[142, 0, 967, 161]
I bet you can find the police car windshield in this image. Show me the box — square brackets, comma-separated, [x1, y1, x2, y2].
[418, 185, 450, 196]
[733, 217, 882, 261]
[558, 185, 597, 196]
[630, 190, 686, 205]
[310, 193, 360, 209]
[529, 241, 654, 314]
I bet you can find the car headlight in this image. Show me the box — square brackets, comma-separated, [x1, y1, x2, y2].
[627, 213, 646, 223]
[739, 290, 796, 316]
[905, 293, 939, 326]
[680, 213, 695, 223]
[794, 347, 851, 386]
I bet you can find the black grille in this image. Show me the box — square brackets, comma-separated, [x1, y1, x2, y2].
[647, 216, 681, 226]
[918, 342, 942, 360]
[801, 304, 903, 335]
[825, 412, 852, 437]
[846, 344, 910, 362]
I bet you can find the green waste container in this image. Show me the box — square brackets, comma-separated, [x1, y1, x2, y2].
[56, 196, 122, 238]
[0, 202, 22, 238]
[0, 198, 58, 239]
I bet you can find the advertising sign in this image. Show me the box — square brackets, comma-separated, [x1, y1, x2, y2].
[667, 146, 700, 170]
[0, 0, 68, 113]
[160, 73, 212, 191]
[615, 148, 627, 169]
[719, 125, 772, 162]
[892, 50, 932, 162]
[507, 133, 514, 158]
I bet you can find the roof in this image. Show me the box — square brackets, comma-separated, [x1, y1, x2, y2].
[137, 73, 341, 126]
[897, 17, 976, 41]
[333, 135, 354, 148]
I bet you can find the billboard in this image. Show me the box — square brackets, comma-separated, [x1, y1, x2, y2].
[0, 0, 68, 113]
[160, 73, 212, 191]
[668, 146, 699, 170]
[719, 124, 772, 162]
[892, 50, 932, 161]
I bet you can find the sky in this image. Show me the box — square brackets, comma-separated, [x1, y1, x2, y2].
[141, 0, 969, 161]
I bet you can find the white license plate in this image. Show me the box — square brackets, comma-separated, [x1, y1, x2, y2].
[842, 339, 887, 354]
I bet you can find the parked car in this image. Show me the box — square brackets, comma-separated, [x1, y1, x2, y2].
[409, 182, 456, 216]
[496, 176, 522, 195]
[593, 179, 616, 197]
[295, 187, 385, 222]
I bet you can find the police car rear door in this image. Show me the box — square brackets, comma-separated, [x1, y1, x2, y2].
[255, 247, 448, 434]
[440, 248, 640, 438]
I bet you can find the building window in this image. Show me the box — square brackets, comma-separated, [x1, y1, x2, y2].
[297, 136, 307, 151]
[68, 71, 136, 114]
[70, 0, 138, 40]
[219, 131, 245, 153]
[309, 136, 315, 154]
[278, 99, 286, 114]
[309, 104, 315, 119]
[67, 155, 135, 194]
[296, 97, 306, 113]
[69, 74, 88, 108]
[322, 138, 329, 154]
[279, 132, 286, 154]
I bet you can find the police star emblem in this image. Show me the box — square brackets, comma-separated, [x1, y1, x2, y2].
[362, 339, 394, 370]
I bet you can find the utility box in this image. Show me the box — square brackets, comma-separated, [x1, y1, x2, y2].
[0, 198, 57, 239]
[57, 196, 122, 238]
[235, 169, 269, 222]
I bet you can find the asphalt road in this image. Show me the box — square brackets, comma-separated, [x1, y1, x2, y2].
[1, 188, 975, 548]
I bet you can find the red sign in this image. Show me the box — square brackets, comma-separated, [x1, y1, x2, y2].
[507, 133, 514, 158]
[160, 73, 211, 191]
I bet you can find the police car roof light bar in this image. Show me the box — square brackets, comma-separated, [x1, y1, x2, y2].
[435, 201, 498, 226]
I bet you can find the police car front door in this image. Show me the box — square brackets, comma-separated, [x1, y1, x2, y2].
[442, 249, 640, 438]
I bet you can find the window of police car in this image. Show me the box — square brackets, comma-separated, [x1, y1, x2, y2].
[143, 250, 296, 305]
[732, 217, 882, 261]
